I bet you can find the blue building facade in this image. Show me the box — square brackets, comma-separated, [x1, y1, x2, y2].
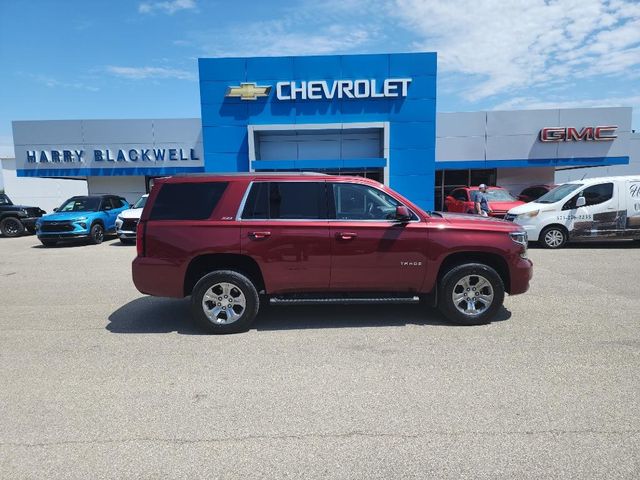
[198, 52, 437, 209]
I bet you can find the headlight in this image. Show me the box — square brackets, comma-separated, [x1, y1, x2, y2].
[73, 217, 88, 222]
[510, 231, 528, 258]
[116, 215, 123, 221]
[523, 209, 539, 218]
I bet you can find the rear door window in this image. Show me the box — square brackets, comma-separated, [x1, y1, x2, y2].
[150, 182, 228, 220]
[241, 182, 327, 219]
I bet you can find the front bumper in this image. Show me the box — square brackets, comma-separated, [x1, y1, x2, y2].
[37, 233, 90, 240]
[116, 229, 137, 239]
[509, 257, 533, 295]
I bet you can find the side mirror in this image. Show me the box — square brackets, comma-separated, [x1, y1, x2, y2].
[576, 196, 586, 208]
[53, 207, 58, 212]
[395, 205, 411, 222]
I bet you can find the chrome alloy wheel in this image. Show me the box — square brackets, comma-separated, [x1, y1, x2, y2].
[451, 274, 494, 317]
[201, 282, 247, 324]
[544, 229, 564, 248]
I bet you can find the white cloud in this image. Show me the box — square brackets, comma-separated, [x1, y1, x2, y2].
[105, 65, 195, 80]
[138, 0, 196, 15]
[196, 18, 377, 58]
[492, 95, 640, 119]
[394, 0, 640, 101]
[28, 74, 99, 92]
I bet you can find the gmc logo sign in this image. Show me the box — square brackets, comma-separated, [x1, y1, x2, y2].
[539, 126, 617, 142]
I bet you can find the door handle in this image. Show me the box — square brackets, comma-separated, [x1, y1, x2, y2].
[249, 231, 271, 239]
[337, 232, 357, 240]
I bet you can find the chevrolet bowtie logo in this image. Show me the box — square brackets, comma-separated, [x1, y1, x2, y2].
[225, 82, 272, 100]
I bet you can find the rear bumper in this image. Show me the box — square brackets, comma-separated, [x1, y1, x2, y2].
[132, 256, 185, 298]
[509, 257, 533, 295]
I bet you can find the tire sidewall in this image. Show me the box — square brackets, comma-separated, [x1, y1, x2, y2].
[438, 263, 505, 325]
[191, 270, 259, 334]
[540, 226, 567, 249]
[89, 223, 104, 244]
[1, 217, 25, 237]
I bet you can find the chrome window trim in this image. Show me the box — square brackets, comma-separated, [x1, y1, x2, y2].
[237, 180, 328, 221]
[235, 181, 254, 221]
[236, 179, 422, 223]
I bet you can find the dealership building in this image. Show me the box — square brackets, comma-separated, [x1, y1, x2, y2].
[7, 52, 638, 210]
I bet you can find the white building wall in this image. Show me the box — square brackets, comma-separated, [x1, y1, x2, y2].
[0, 158, 87, 212]
[497, 167, 556, 197]
[87, 176, 146, 204]
[555, 132, 640, 182]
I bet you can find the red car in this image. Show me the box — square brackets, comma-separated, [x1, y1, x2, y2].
[444, 186, 525, 218]
[517, 184, 557, 203]
[132, 173, 533, 333]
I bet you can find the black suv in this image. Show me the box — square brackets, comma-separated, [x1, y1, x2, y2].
[0, 193, 46, 237]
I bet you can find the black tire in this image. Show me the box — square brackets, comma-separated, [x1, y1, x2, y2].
[1, 217, 25, 237]
[40, 239, 57, 247]
[539, 225, 567, 249]
[88, 223, 105, 245]
[191, 270, 259, 334]
[119, 238, 136, 245]
[437, 263, 505, 326]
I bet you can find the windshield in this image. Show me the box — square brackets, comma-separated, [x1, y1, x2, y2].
[133, 195, 148, 209]
[536, 184, 582, 204]
[58, 197, 101, 212]
[473, 189, 516, 201]
[0, 194, 12, 206]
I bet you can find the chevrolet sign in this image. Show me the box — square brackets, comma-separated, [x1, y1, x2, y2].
[225, 83, 272, 100]
[224, 78, 412, 101]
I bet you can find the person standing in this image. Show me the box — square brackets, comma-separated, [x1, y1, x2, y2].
[473, 184, 493, 217]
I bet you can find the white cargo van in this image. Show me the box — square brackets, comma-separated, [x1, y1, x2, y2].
[506, 176, 640, 248]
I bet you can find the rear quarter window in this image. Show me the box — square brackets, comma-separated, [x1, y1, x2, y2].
[149, 182, 228, 220]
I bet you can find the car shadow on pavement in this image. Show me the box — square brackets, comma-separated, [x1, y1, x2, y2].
[530, 240, 639, 250]
[107, 296, 512, 334]
[31, 238, 120, 249]
[107, 297, 204, 334]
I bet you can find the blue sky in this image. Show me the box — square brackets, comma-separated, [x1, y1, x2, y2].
[1, 0, 639, 164]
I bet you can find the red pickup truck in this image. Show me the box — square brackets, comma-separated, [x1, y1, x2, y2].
[132, 173, 532, 333]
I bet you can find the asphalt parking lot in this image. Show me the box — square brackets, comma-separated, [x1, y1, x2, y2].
[1, 235, 639, 479]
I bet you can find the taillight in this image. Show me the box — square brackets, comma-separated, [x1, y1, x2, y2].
[136, 220, 146, 257]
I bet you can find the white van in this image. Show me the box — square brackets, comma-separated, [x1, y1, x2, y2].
[506, 176, 640, 248]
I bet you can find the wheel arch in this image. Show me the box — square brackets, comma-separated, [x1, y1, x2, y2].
[436, 251, 511, 294]
[184, 253, 265, 297]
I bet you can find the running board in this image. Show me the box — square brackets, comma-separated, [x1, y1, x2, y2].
[269, 296, 420, 306]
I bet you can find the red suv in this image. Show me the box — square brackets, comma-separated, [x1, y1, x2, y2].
[445, 186, 525, 218]
[132, 174, 532, 333]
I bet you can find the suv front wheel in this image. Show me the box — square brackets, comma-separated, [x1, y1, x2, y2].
[191, 270, 259, 334]
[438, 263, 505, 325]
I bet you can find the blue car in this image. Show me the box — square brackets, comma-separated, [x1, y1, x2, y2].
[36, 195, 130, 247]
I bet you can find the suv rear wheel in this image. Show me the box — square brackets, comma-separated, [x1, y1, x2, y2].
[438, 263, 505, 325]
[191, 270, 259, 334]
[1, 217, 25, 237]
